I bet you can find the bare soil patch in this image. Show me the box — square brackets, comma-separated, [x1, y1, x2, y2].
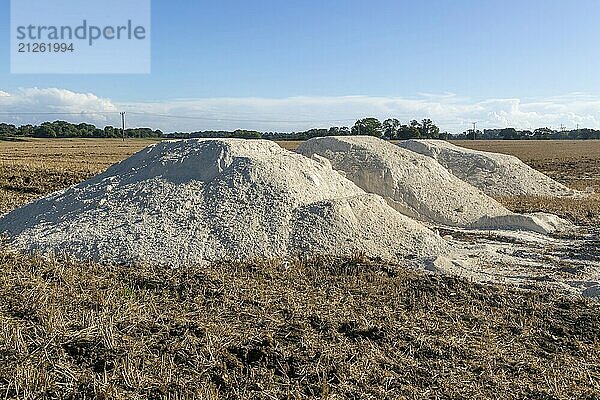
[1, 252, 598, 399]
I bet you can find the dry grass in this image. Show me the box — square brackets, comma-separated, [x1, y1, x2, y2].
[0, 252, 599, 399]
[275, 141, 304, 151]
[0, 138, 156, 173]
[0, 138, 599, 398]
[0, 138, 156, 214]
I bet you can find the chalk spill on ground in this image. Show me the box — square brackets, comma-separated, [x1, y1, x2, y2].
[433, 226, 600, 298]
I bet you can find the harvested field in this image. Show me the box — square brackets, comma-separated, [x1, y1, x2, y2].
[448, 140, 600, 224]
[498, 195, 600, 226]
[275, 140, 304, 151]
[1, 253, 599, 399]
[0, 138, 156, 214]
[0, 138, 156, 172]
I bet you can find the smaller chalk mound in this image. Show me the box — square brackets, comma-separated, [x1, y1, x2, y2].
[475, 212, 572, 233]
[399, 139, 578, 197]
[0, 139, 448, 266]
[298, 136, 569, 234]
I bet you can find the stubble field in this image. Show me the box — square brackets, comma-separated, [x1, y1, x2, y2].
[0, 138, 599, 399]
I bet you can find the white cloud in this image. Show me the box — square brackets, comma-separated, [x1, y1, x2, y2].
[1, 88, 600, 133]
[0, 87, 118, 126]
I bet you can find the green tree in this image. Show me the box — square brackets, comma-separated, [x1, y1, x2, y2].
[232, 129, 262, 139]
[0, 123, 17, 136]
[397, 124, 420, 139]
[104, 126, 116, 138]
[351, 118, 383, 137]
[17, 124, 34, 136]
[327, 126, 350, 136]
[534, 127, 555, 140]
[382, 118, 400, 139]
[499, 128, 518, 140]
[420, 119, 440, 138]
[34, 122, 57, 138]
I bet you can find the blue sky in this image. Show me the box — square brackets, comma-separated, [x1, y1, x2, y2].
[2, 0, 600, 132]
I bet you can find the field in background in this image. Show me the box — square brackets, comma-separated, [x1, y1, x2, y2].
[0, 138, 156, 172]
[453, 139, 600, 160]
[0, 138, 155, 213]
[453, 140, 600, 192]
[2, 137, 598, 180]
[0, 138, 599, 398]
[451, 140, 600, 224]
[1, 138, 599, 222]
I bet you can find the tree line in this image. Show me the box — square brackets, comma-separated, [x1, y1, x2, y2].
[3, 119, 600, 141]
[455, 127, 600, 140]
[167, 118, 447, 140]
[0, 118, 445, 140]
[167, 129, 262, 139]
[0, 121, 162, 138]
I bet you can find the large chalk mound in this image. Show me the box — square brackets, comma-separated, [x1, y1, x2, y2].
[298, 136, 569, 234]
[0, 139, 448, 266]
[399, 139, 577, 197]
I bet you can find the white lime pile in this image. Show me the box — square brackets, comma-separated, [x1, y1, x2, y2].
[398, 139, 578, 197]
[297, 136, 569, 234]
[0, 139, 448, 266]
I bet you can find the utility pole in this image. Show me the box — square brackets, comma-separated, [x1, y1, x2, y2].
[472, 122, 477, 140]
[120, 112, 126, 142]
